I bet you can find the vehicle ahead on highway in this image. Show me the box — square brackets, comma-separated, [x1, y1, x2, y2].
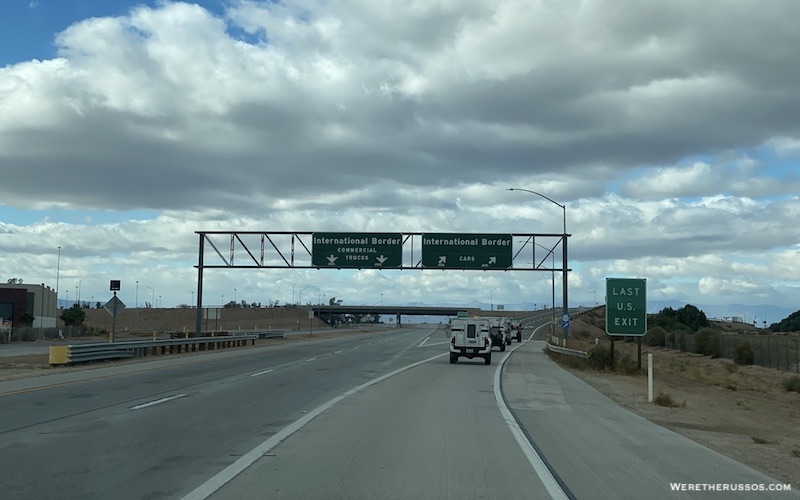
[449, 317, 492, 365]
[510, 321, 523, 342]
[483, 316, 511, 351]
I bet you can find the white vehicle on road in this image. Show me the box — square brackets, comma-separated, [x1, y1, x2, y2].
[449, 317, 492, 365]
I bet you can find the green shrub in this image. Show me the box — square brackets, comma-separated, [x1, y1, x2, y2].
[654, 392, 680, 407]
[616, 352, 639, 375]
[22, 328, 36, 341]
[734, 341, 754, 365]
[588, 344, 613, 370]
[645, 326, 666, 347]
[694, 328, 719, 357]
[674, 329, 692, 351]
[783, 376, 800, 393]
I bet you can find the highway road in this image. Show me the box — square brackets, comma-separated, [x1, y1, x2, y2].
[0, 314, 794, 499]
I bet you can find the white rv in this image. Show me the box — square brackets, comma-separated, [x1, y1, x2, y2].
[449, 317, 492, 365]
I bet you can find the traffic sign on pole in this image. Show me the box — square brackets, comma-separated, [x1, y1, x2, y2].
[103, 295, 126, 316]
[421, 233, 512, 269]
[605, 278, 647, 336]
[312, 232, 403, 268]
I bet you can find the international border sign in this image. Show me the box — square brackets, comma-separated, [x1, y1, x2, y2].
[605, 278, 647, 336]
[421, 233, 512, 269]
[312, 232, 403, 268]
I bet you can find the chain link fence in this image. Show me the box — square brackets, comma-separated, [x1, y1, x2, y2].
[0, 326, 90, 343]
[665, 332, 800, 373]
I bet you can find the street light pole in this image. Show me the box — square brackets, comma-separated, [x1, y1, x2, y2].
[508, 187, 569, 340]
[40, 283, 45, 340]
[56, 246, 61, 298]
[490, 287, 498, 312]
[535, 243, 556, 339]
[298, 285, 319, 305]
[135, 281, 139, 309]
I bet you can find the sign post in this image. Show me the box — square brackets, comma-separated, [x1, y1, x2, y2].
[605, 278, 647, 370]
[104, 280, 125, 342]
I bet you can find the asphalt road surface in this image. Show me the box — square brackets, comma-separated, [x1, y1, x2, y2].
[0, 315, 794, 500]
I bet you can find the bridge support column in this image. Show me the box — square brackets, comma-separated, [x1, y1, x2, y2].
[396, 313, 402, 326]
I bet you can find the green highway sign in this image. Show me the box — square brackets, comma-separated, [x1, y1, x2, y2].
[312, 232, 403, 268]
[605, 278, 647, 336]
[421, 233, 512, 269]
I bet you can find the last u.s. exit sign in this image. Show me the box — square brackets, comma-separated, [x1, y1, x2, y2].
[605, 278, 647, 336]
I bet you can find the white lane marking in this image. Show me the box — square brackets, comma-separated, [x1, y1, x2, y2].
[182, 352, 446, 500]
[305, 357, 317, 362]
[130, 394, 187, 410]
[493, 325, 569, 500]
[250, 369, 274, 377]
[421, 341, 450, 347]
[334, 350, 344, 354]
[420, 329, 459, 347]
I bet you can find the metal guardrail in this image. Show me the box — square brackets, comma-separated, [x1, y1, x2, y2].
[545, 341, 589, 359]
[48, 334, 268, 366]
[250, 330, 287, 339]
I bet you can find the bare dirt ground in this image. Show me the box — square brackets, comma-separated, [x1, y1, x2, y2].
[552, 310, 800, 489]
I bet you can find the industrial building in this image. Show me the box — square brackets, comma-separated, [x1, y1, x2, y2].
[0, 283, 58, 329]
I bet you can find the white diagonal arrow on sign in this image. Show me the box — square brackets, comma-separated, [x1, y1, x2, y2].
[438, 256, 446, 266]
[375, 255, 388, 266]
[326, 255, 338, 265]
[489, 256, 497, 265]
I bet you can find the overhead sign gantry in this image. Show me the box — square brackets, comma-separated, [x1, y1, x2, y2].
[193, 231, 570, 336]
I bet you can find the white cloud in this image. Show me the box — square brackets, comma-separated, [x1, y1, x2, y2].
[2, 0, 800, 315]
[767, 137, 800, 157]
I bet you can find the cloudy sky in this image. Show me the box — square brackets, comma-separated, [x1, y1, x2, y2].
[1, 0, 799, 321]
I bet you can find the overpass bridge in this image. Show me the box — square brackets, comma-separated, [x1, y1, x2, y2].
[311, 305, 482, 326]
